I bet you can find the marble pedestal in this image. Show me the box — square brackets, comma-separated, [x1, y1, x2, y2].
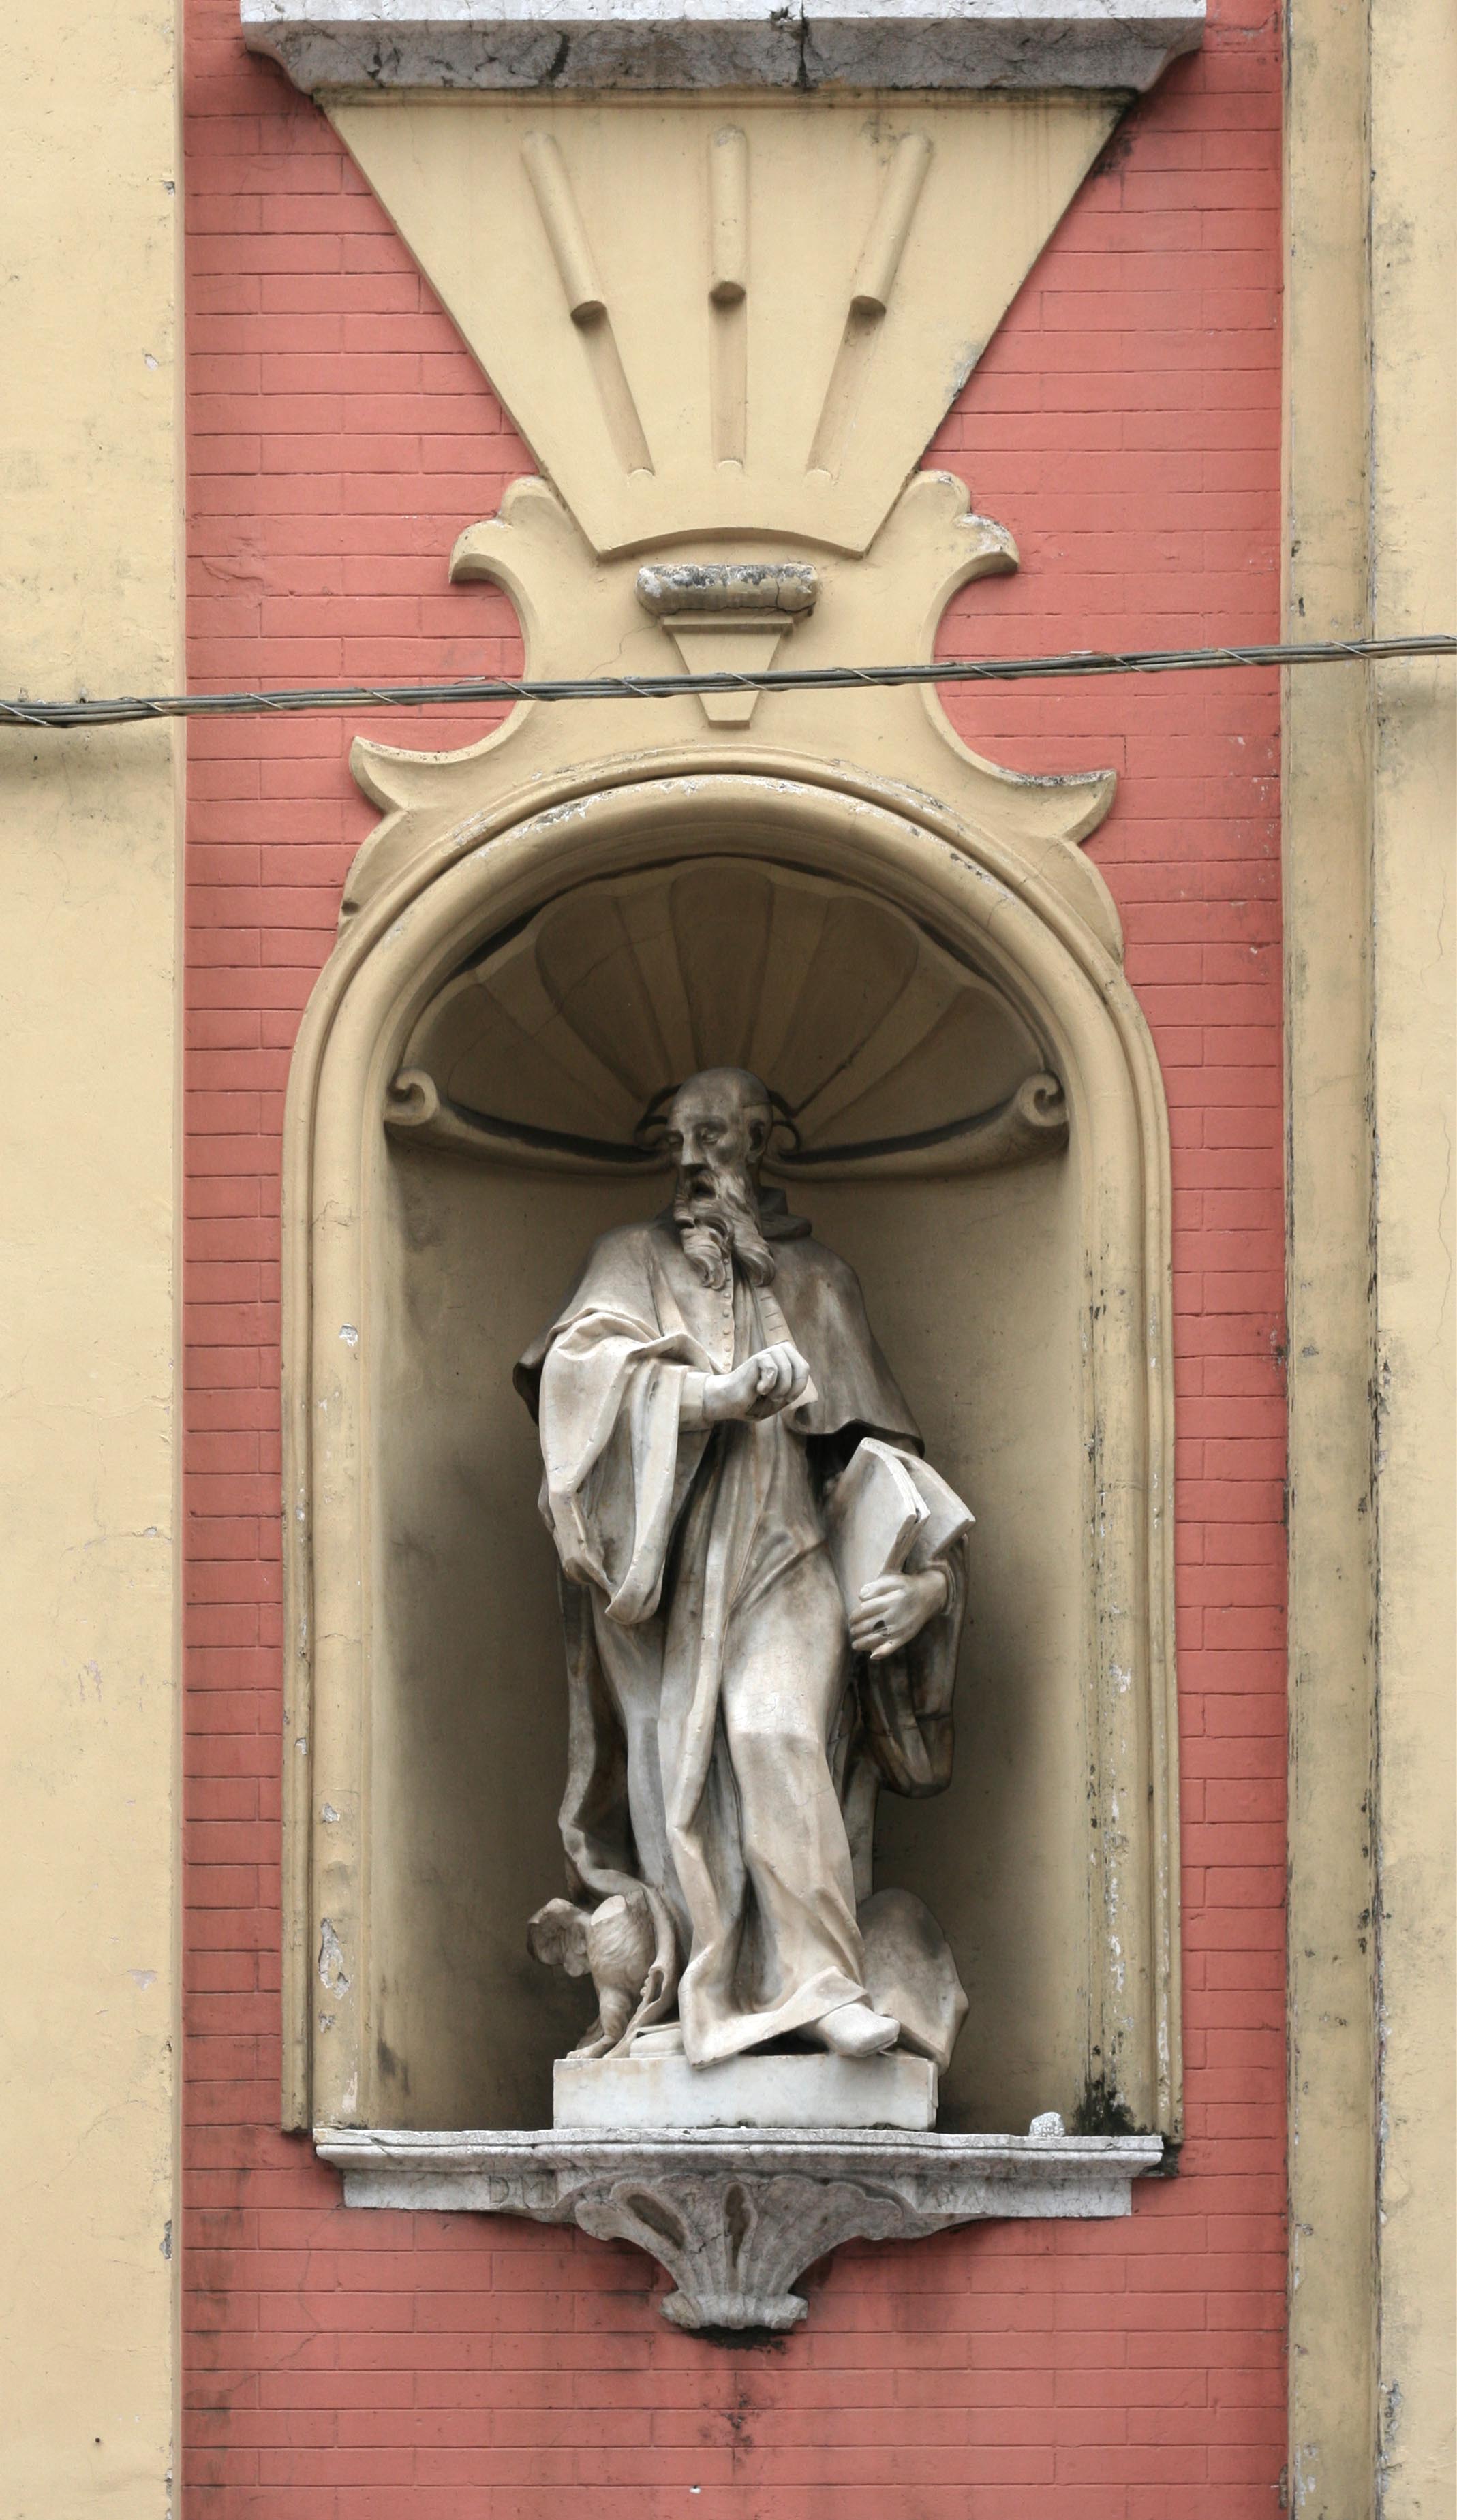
[554, 2048, 937, 2131]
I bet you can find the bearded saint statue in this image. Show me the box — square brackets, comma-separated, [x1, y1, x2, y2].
[515, 1067, 972, 2072]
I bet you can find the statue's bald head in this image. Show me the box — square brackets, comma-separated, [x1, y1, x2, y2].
[664, 1068, 776, 1290]
[666, 1068, 773, 1163]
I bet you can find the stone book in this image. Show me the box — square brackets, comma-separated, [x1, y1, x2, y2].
[825, 1437, 976, 1624]
[902, 1453, 976, 1571]
[823, 1437, 930, 1617]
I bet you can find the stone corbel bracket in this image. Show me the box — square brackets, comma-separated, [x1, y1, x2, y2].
[316, 2126, 1163, 2331]
[242, 1, 1204, 95]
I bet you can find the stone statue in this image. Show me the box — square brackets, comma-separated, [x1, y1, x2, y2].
[515, 1067, 973, 2081]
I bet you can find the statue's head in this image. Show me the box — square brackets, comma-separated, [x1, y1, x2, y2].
[663, 1068, 776, 1292]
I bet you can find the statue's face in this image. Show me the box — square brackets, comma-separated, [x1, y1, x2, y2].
[664, 1072, 767, 1207]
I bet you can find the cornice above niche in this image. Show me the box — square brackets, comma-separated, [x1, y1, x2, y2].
[242, 0, 1203, 95]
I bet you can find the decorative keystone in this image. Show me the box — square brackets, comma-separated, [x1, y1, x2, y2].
[635, 562, 819, 617]
[634, 562, 820, 724]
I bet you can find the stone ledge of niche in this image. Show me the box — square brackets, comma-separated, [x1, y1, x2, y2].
[314, 2126, 1165, 2331]
[241, 1, 1204, 97]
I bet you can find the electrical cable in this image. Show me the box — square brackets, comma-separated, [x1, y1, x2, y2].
[1, 633, 1452, 731]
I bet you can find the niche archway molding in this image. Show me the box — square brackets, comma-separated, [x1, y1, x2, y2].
[281, 749, 1179, 2153]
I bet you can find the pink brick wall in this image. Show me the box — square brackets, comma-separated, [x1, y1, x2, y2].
[183, 1, 1287, 2510]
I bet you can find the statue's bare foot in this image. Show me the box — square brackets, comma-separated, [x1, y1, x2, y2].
[630, 2020, 686, 2057]
[808, 2001, 900, 2059]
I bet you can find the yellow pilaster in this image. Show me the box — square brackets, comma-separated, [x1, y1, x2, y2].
[1284, 2, 1456, 2513]
[0, 4, 183, 2513]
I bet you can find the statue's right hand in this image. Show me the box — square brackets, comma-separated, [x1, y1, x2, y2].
[702, 1343, 812, 1423]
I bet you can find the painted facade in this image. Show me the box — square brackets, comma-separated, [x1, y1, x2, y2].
[0, 1, 1450, 2515]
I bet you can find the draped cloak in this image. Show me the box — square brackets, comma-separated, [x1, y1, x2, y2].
[515, 1198, 965, 2066]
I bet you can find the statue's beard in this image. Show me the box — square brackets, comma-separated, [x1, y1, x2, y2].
[673, 1163, 776, 1292]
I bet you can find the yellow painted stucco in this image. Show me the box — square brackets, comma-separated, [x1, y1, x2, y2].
[1364, 6, 1457, 2506]
[1284, 3, 1456, 2513]
[0, 5, 183, 2515]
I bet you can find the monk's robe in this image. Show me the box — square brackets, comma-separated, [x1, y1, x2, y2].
[515, 1195, 966, 2066]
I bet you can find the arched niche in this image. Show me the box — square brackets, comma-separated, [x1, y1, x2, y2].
[282, 765, 1178, 2145]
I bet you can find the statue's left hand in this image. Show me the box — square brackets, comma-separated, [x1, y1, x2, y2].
[850, 1565, 951, 1660]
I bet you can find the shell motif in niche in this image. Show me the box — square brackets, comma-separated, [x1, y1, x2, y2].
[386, 856, 1068, 1179]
